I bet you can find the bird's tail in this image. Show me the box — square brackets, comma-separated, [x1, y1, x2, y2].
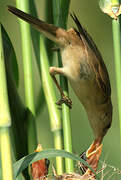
[7, 5, 67, 46]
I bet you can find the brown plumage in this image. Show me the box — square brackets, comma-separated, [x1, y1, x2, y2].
[8, 6, 112, 174]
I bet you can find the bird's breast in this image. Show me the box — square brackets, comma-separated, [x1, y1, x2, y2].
[61, 44, 93, 81]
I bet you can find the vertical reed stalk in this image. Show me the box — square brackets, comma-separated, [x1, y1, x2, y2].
[52, 0, 74, 173]
[39, 36, 63, 174]
[0, 24, 13, 180]
[16, 0, 37, 153]
[99, 0, 121, 150]
[112, 18, 121, 142]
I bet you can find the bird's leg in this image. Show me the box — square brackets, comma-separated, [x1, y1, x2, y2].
[49, 67, 72, 108]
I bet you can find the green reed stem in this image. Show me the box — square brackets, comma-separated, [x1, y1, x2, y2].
[112, 18, 121, 145]
[0, 24, 13, 180]
[52, 0, 74, 173]
[16, 0, 37, 153]
[40, 36, 63, 175]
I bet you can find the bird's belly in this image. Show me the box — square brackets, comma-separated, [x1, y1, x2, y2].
[69, 77, 102, 107]
[69, 78, 112, 139]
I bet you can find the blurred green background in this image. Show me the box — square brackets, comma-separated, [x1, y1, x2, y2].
[0, 0, 121, 179]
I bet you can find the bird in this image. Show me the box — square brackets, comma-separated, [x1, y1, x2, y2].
[8, 6, 112, 175]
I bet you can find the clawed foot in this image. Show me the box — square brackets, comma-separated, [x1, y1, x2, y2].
[56, 95, 72, 108]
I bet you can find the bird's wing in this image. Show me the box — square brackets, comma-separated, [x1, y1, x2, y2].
[71, 13, 111, 97]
